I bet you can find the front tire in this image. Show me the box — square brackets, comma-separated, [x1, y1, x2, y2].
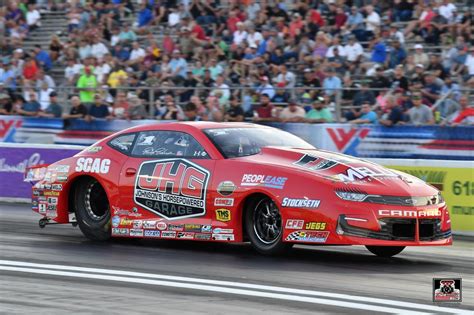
[74, 178, 111, 241]
[366, 246, 405, 257]
[245, 196, 292, 255]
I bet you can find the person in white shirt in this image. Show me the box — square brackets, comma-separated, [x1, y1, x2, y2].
[233, 22, 248, 46]
[26, 4, 41, 30]
[246, 0, 260, 21]
[344, 35, 364, 63]
[64, 59, 83, 85]
[365, 5, 380, 33]
[246, 24, 263, 47]
[90, 38, 109, 60]
[439, 0, 457, 22]
[275, 65, 296, 88]
[38, 83, 54, 111]
[94, 58, 112, 84]
[211, 75, 230, 103]
[279, 99, 306, 122]
[127, 41, 146, 67]
[413, 44, 430, 68]
[326, 36, 347, 58]
[465, 48, 474, 77]
[256, 76, 275, 99]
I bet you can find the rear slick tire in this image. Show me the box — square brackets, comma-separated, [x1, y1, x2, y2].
[74, 178, 111, 241]
[245, 196, 292, 255]
[366, 246, 405, 257]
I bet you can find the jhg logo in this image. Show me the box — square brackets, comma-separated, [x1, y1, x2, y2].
[134, 159, 210, 219]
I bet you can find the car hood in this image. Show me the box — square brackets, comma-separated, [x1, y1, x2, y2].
[241, 147, 438, 197]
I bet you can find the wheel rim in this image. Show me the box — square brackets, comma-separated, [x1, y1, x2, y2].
[85, 181, 109, 221]
[253, 198, 282, 245]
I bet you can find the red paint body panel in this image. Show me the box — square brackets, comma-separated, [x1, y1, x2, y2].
[30, 122, 452, 246]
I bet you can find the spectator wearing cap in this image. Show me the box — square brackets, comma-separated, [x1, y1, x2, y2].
[305, 98, 333, 123]
[253, 93, 276, 122]
[169, 50, 188, 83]
[17, 91, 40, 116]
[77, 66, 98, 104]
[407, 92, 434, 125]
[349, 102, 378, 124]
[387, 39, 407, 69]
[272, 82, 290, 104]
[255, 76, 275, 100]
[289, 13, 304, 38]
[211, 75, 230, 105]
[224, 95, 244, 122]
[370, 67, 391, 94]
[392, 65, 410, 91]
[413, 44, 429, 69]
[33, 45, 52, 72]
[87, 94, 110, 121]
[327, 47, 347, 75]
[37, 91, 62, 118]
[63, 95, 87, 119]
[427, 55, 448, 80]
[421, 72, 441, 105]
[322, 68, 342, 97]
[279, 99, 306, 122]
[302, 68, 321, 99]
[275, 65, 296, 89]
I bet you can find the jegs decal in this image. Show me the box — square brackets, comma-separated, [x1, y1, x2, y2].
[134, 159, 210, 220]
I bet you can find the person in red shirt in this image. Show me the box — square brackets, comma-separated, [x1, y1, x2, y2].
[289, 13, 304, 38]
[309, 9, 325, 27]
[22, 58, 39, 80]
[451, 96, 474, 125]
[189, 19, 209, 46]
[227, 10, 241, 33]
[254, 93, 276, 122]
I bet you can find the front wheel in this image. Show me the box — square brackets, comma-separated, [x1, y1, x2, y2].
[366, 246, 405, 257]
[74, 177, 111, 241]
[245, 196, 292, 255]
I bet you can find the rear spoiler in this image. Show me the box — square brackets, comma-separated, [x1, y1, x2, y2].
[24, 164, 50, 183]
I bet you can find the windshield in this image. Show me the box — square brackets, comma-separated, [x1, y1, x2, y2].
[204, 127, 315, 158]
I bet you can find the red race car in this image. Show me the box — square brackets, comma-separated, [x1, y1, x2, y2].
[26, 122, 452, 257]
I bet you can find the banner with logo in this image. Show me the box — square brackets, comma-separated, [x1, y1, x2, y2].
[370, 159, 474, 234]
[0, 143, 83, 201]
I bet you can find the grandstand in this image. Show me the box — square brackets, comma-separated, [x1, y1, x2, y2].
[0, 0, 473, 125]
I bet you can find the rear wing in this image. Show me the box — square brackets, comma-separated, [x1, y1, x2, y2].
[24, 164, 50, 183]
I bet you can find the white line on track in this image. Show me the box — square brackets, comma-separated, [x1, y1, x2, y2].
[0, 260, 470, 314]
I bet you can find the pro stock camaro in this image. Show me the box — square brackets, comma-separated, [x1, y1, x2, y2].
[26, 122, 452, 257]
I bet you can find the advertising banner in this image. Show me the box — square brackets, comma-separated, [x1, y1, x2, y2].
[0, 143, 83, 201]
[371, 159, 474, 235]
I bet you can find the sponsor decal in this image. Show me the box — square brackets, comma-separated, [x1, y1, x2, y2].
[294, 154, 339, 171]
[452, 206, 474, 215]
[378, 209, 442, 218]
[133, 220, 143, 229]
[33, 190, 42, 196]
[112, 206, 130, 216]
[281, 198, 320, 208]
[144, 230, 161, 237]
[305, 222, 327, 230]
[46, 205, 56, 211]
[57, 175, 68, 182]
[285, 219, 304, 229]
[38, 196, 47, 202]
[213, 228, 234, 234]
[168, 224, 184, 231]
[156, 221, 167, 230]
[130, 229, 144, 237]
[194, 233, 211, 240]
[433, 278, 462, 302]
[43, 191, 60, 196]
[53, 165, 70, 173]
[75, 158, 110, 174]
[134, 159, 210, 220]
[86, 146, 103, 153]
[51, 184, 63, 191]
[120, 218, 133, 226]
[142, 221, 156, 229]
[47, 197, 57, 205]
[32, 200, 38, 206]
[335, 166, 397, 182]
[241, 174, 287, 189]
[212, 234, 235, 241]
[184, 224, 202, 232]
[217, 181, 236, 196]
[112, 228, 129, 235]
[177, 232, 194, 239]
[201, 225, 212, 233]
[214, 198, 234, 207]
[215, 209, 231, 222]
[46, 210, 57, 217]
[161, 231, 177, 238]
[285, 231, 330, 243]
[39, 203, 46, 214]
[112, 215, 120, 227]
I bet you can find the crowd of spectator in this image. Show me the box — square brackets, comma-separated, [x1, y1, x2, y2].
[0, 0, 473, 126]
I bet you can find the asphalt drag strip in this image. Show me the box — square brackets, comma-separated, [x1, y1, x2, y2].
[0, 260, 469, 314]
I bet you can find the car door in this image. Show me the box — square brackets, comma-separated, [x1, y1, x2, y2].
[117, 130, 216, 228]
